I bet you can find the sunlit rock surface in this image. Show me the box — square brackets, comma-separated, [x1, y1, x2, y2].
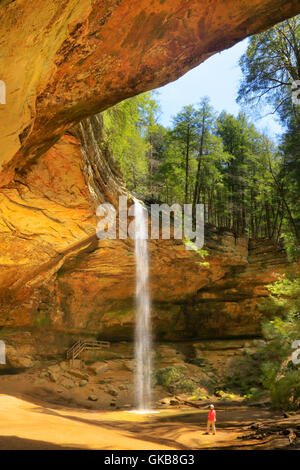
[0, 121, 287, 341]
[0, 0, 296, 346]
[0, 0, 299, 184]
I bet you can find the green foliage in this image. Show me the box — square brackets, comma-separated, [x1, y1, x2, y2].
[197, 376, 212, 388]
[257, 272, 300, 409]
[155, 367, 183, 388]
[183, 239, 208, 256]
[96, 16, 300, 411]
[238, 15, 300, 121]
[238, 15, 300, 246]
[100, 17, 300, 247]
[154, 367, 196, 393]
[32, 313, 51, 328]
[214, 390, 237, 400]
[188, 389, 209, 401]
[223, 354, 263, 395]
[260, 272, 300, 321]
[102, 91, 159, 194]
[101, 89, 296, 243]
[179, 378, 197, 393]
[157, 104, 285, 239]
[269, 372, 300, 410]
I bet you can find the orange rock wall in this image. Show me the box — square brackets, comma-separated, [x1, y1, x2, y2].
[0, 1, 297, 341]
[0, 0, 299, 184]
[0, 127, 288, 340]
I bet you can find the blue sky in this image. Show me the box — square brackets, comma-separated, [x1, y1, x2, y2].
[156, 39, 283, 141]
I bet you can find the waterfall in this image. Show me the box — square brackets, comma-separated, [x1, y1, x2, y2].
[134, 200, 152, 412]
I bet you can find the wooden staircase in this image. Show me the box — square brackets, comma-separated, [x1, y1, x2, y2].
[66, 340, 110, 367]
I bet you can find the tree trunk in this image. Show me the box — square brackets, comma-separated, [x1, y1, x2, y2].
[185, 125, 190, 204]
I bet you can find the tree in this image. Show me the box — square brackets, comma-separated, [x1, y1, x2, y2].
[192, 97, 215, 223]
[171, 105, 199, 203]
[146, 124, 169, 199]
[238, 15, 300, 248]
[102, 92, 158, 194]
[102, 92, 287, 242]
[258, 272, 300, 409]
[217, 112, 254, 234]
[238, 15, 300, 120]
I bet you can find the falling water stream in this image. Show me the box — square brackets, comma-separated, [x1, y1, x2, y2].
[133, 200, 152, 412]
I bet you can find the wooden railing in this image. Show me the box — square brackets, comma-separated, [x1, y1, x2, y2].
[66, 340, 110, 366]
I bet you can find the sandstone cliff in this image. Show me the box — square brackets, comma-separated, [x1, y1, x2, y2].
[0, 115, 287, 344]
[0, 0, 299, 186]
[0, 0, 298, 349]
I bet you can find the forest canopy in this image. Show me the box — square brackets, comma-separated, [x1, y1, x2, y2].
[101, 15, 299, 258]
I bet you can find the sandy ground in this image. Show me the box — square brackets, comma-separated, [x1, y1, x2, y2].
[0, 393, 290, 450]
[0, 366, 297, 450]
[0, 395, 176, 450]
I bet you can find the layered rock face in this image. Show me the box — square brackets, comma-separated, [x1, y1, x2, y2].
[0, 1, 297, 349]
[0, 0, 299, 186]
[0, 118, 287, 344]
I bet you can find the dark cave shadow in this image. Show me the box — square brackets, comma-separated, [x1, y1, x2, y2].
[152, 408, 282, 426]
[0, 435, 90, 450]
[31, 406, 188, 450]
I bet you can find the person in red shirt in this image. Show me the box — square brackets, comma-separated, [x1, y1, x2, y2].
[207, 404, 216, 434]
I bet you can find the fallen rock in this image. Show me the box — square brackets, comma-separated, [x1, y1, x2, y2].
[170, 398, 180, 406]
[88, 395, 98, 402]
[159, 397, 172, 405]
[157, 345, 185, 364]
[59, 361, 70, 371]
[60, 378, 75, 389]
[108, 388, 118, 397]
[243, 348, 257, 356]
[35, 379, 47, 386]
[5, 345, 34, 368]
[39, 371, 49, 378]
[48, 364, 61, 374]
[122, 360, 134, 371]
[61, 372, 72, 379]
[288, 430, 297, 446]
[48, 371, 59, 383]
[87, 363, 108, 375]
[68, 369, 89, 381]
[118, 384, 128, 391]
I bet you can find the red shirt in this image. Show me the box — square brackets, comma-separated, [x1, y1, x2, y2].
[208, 410, 216, 421]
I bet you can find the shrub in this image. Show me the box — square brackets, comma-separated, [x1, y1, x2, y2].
[188, 388, 209, 401]
[223, 355, 262, 395]
[154, 367, 196, 393]
[270, 372, 300, 410]
[257, 271, 300, 409]
[178, 378, 196, 393]
[155, 367, 183, 389]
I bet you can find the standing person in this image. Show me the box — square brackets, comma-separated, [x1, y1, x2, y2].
[206, 404, 216, 435]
